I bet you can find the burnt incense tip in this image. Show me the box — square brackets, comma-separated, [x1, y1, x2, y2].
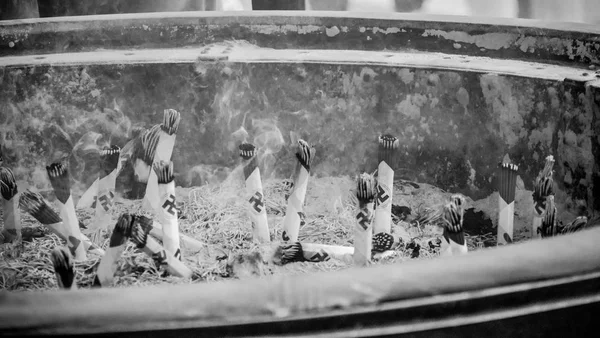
[378, 134, 399, 150]
[51, 247, 75, 289]
[114, 213, 135, 238]
[443, 197, 464, 234]
[239, 143, 257, 159]
[561, 216, 588, 234]
[541, 195, 557, 238]
[153, 160, 175, 184]
[161, 109, 181, 135]
[278, 242, 305, 265]
[533, 176, 554, 201]
[138, 125, 161, 165]
[295, 139, 315, 169]
[130, 215, 153, 248]
[0, 166, 18, 200]
[373, 232, 395, 252]
[356, 173, 376, 202]
[20, 190, 62, 224]
[100, 144, 121, 166]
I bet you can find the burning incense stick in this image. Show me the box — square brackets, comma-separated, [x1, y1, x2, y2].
[153, 160, 182, 260]
[372, 232, 395, 253]
[96, 213, 133, 287]
[273, 242, 354, 265]
[374, 135, 399, 236]
[281, 139, 315, 242]
[240, 143, 270, 243]
[87, 146, 120, 239]
[50, 247, 77, 290]
[497, 162, 518, 245]
[559, 216, 588, 235]
[19, 190, 104, 256]
[354, 172, 376, 266]
[129, 214, 192, 279]
[142, 109, 181, 212]
[440, 194, 468, 256]
[1, 167, 21, 244]
[540, 195, 557, 238]
[46, 161, 87, 261]
[532, 155, 555, 239]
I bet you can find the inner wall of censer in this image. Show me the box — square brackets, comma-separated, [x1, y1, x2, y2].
[0, 61, 594, 235]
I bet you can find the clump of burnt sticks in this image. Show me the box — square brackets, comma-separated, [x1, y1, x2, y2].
[296, 139, 314, 171]
[498, 162, 518, 205]
[239, 143, 258, 179]
[50, 247, 76, 290]
[378, 134, 399, 166]
[357, 173, 377, 205]
[0, 166, 18, 201]
[46, 161, 71, 204]
[154, 160, 175, 185]
[161, 109, 181, 136]
[129, 215, 154, 249]
[19, 190, 62, 225]
[541, 196, 557, 238]
[274, 242, 305, 265]
[533, 156, 554, 213]
[100, 145, 121, 176]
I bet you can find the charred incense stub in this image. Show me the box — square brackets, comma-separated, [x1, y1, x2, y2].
[541, 196, 557, 238]
[378, 134, 399, 165]
[100, 145, 121, 177]
[442, 195, 466, 246]
[372, 232, 394, 252]
[0, 167, 18, 200]
[51, 247, 75, 289]
[19, 190, 62, 224]
[498, 162, 519, 204]
[153, 161, 175, 184]
[279, 242, 306, 265]
[110, 213, 134, 247]
[161, 109, 181, 136]
[46, 161, 71, 204]
[130, 215, 154, 249]
[295, 139, 315, 171]
[533, 176, 554, 213]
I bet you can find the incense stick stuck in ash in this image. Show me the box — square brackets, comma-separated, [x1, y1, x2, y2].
[354, 172, 376, 266]
[51, 246, 77, 290]
[497, 162, 518, 246]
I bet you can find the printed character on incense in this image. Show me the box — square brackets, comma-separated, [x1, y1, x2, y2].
[240, 143, 270, 243]
[354, 173, 376, 266]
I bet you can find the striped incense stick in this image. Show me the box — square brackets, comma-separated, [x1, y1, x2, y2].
[273, 242, 354, 265]
[540, 195, 557, 238]
[95, 213, 133, 287]
[1, 167, 21, 244]
[46, 161, 87, 261]
[19, 190, 104, 256]
[281, 139, 315, 243]
[142, 109, 181, 212]
[50, 246, 77, 290]
[129, 214, 192, 279]
[240, 143, 270, 243]
[374, 134, 399, 236]
[354, 172, 376, 266]
[153, 160, 182, 260]
[440, 194, 468, 256]
[497, 162, 519, 245]
[87, 146, 120, 239]
[532, 155, 555, 239]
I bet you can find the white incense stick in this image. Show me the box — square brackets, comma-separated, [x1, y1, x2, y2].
[440, 194, 468, 256]
[373, 135, 399, 236]
[1, 167, 21, 244]
[142, 109, 180, 212]
[50, 246, 77, 290]
[46, 161, 87, 261]
[497, 162, 518, 245]
[95, 213, 133, 287]
[281, 139, 315, 243]
[153, 160, 182, 260]
[354, 173, 376, 266]
[129, 215, 192, 279]
[240, 143, 270, 243]
[532, 155, 554, 239]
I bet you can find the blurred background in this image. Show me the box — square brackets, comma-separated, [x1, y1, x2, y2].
[1, 0, 599, 24]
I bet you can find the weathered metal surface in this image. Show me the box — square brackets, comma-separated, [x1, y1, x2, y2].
[0, 12, 599, 66]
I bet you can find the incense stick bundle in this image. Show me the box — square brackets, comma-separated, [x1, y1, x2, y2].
[50, 247, 77, 290]
[142, 109, 180, 212]
[86, 146, 120, 238]
[532, 155, 555, 239]
[149, 220, 207, 252]
[354, 173, 376, 266]
[46, 161, 87, 261]
[19, 190, 104, 256]
[1, 167, 21, 244]
[497, 162, 518, 245]
[152, 160, 182, 260]
[281, 139, 315, 243]
[559, 216, 588, 235]
[240, 143, 270, 243]
[129, 214, 192, 279]
[374, 134, 399, 236]
[540, 195, 557, 238]
[96, 214, 133, 287]
[440, 194, 468, 256]
[273, 242, 354, 265]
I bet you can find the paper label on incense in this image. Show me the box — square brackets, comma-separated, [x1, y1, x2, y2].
[59, 196, 87, 261]
[97, 245, 127, 286]
[88, 172, 116, 232]
[76, 178, 99, 210]
[354, 206, 373, 266]
[374, 161, 394, 235]
[144, 238, 192, 279]
[143, 133, 176, 212]
[497, 198, 514, 245]
[157, 181, 181, 259]
[282, 167, 310, 242]
[245, 168, 270, 243]
[302, 243, 354, 263]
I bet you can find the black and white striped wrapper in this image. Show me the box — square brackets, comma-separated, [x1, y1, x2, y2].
[96, 214, 133, 287]
[240, 143, 270, 244]
[497, 162, 519, 245]
[46, 162, 88, 261]
[281, 139, 314, 243]
[152, 160, 182, 260]
[51, 246, 77, 290]
[1, 167, 21, 244]
[373, 135, 399, 236]
[354, 173, 376, 266]
[275, 242, 354, 265]
[532, 155, 554, 239]
[440, 195, 468, 256]
[142, 109, 180, 213]
[86, 146, 120, 233]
